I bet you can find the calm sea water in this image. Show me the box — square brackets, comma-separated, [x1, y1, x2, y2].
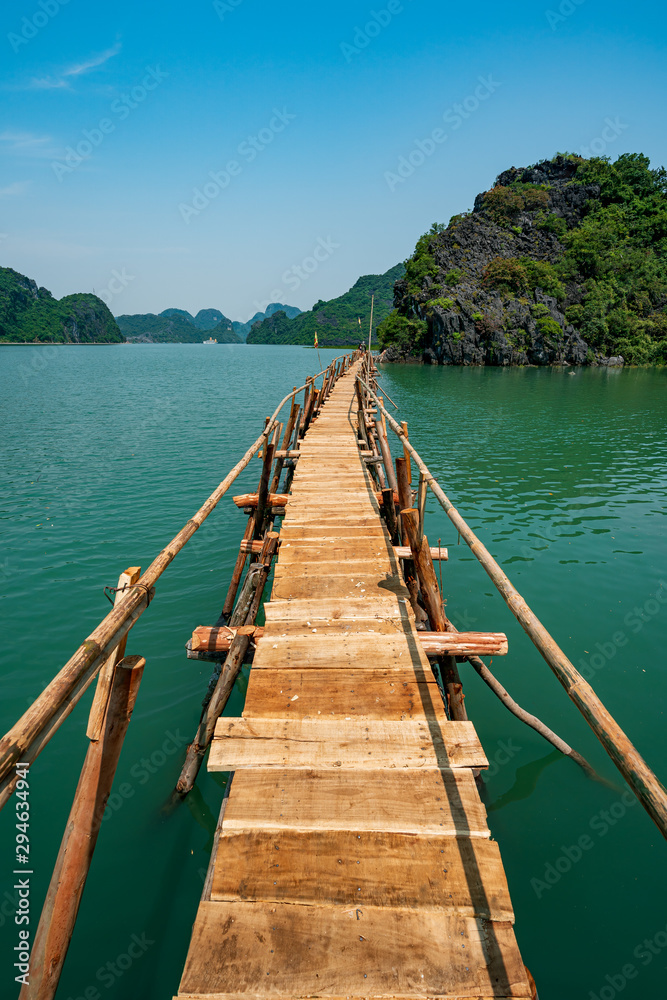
[0, 344, 665, 1000]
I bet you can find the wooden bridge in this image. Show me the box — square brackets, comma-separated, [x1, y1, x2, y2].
[4, 350, 666, 1000]
[175, 359, 534, 999]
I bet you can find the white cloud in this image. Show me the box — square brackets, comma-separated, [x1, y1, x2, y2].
[65, 42, 122, 79]
[0, 181, 30, 197]
[23, 41, 122, 91]
[29, 77, 69, 90]
[0, 132, 59, 158]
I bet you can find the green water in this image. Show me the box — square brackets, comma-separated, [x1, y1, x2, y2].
[0, 345, 665, 999]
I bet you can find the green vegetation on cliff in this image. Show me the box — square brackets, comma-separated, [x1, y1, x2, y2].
[246, 265, 404, 346]
[379, 154, 667, 366]
[116, 312, 240, 343]
[0, 268, 123, 344]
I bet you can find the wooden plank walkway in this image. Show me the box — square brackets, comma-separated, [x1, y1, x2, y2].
[176, 361, 532, 1000]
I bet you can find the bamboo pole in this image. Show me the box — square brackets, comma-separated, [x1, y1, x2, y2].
[359, 375, 667, 837]
[254, 441, 275, 539]
[378, 396, 388, 438]
[0, 587, 153, 810]
[401, 421, 411, 483]
[462, 647, 598, 778]
[86, 566, 141, 741]
[270, 403, 299, 495]
[375, 418, 398, 493]
[22, 655, 145, 1000]
[0, 358, 353, 810]
[175, 533, 279, 796]
[381, 488, 399, 544]
[221, 516, 255, 619]
[401, 507, 468, 721]
[417, 472, 427, 539]
[401, 509, 446, 630]
[395, 458, 427, 626]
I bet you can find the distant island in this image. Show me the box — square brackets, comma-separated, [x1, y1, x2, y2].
[117, 303, 302, 344]
[0, 269, 304, 345]
[247, 265, 404, 347]
[378, 153, 667, 366]
[0, 267, 123, 344]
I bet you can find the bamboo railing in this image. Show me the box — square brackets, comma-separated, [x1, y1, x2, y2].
[0, 353, 355, 809]
[2, 351, 359, 1000]
[356, 371, 667, 839]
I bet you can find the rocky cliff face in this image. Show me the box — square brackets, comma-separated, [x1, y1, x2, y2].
[0, 267, 123, 343]
[380, 156, 624, 366]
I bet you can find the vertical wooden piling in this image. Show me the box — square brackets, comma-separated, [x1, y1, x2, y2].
[270, 402, 299, 495]
[376, 418, 398, 493]
[401, 421, 411, 484]
[22, 656, 145, 1000]
[86, 566, 141, 741]
[175, 532, 279, 796]
[254, 441, 275, 539]
[395, 459, 427, 627]
[401, 507, 468, 721]
[381, 488, 399, 544]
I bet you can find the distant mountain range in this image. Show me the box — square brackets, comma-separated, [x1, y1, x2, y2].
[116, 303, 302, 343]
[0, 263, 403, 350]
[0, 267, 122, 344]
[233, 302, 302, 340]
[246, 265, 405, 347]
[117, 308, 239, 344]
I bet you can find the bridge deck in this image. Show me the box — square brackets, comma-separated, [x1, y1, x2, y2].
[176, 361, 532, 999]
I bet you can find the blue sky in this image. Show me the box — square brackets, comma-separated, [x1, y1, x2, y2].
[1, 0, 666, 321]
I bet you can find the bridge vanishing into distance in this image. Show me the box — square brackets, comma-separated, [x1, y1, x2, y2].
[5, 350, 665, 1000]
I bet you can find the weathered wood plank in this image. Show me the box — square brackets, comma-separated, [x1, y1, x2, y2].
[276, 540, 395, 563]
[243, 667, 447, 721]
[178, 901, 531, 998]
[271, 570, 409, 602]
[264, 596, 413, 624]
[190, 626, 507, 660]
[210, 830, 514, 919]
[222, 768, 490, 837]
[209, 718, 488, 770]
[279, 525, 388, 539]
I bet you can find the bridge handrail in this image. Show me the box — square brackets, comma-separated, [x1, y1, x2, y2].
[356, 372, 667, 839]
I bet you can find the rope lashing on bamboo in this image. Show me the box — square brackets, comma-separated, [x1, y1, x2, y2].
[103, 583, 153, 606]
[356, 373, 667, 839]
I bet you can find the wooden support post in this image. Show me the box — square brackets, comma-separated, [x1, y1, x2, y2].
[417, 472, 427, 539]
[270, 402, 299, 495]
[401, 507, 467, 720]
[395, 457, 411, 536]
[175, 635, 250, 796]
[254, 440, 275, 539]
[175, 533, 279, 797]
[375, 419, 398, 493]
[299, 380, 314, 438]
[221, 515, 255, 619]
[289, 403, 302, 453]
[22, 656, 145, 1000]
[439, 655, 468, 722]
[378, 396, 387, 438]
[381, 488, 399, 544]
[400, 421, 411, 483]
[370, 437, 387, 490]
[86, 566, 141, 741]
[401, 508, 447, 632]
[309, 389, 320, 424]
[395, 460, 427, 627]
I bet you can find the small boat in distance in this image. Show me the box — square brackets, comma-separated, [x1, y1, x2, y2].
[203, 337, 218, 345]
